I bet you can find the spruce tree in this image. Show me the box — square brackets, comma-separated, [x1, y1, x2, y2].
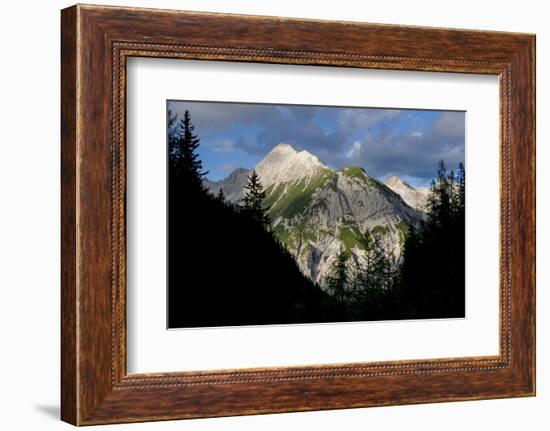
[243, 170, 270, 227]
[355, 229, 396, 294]
[456, 162, 465, 212]
[399, 159, 466, 319]
[167, 109, 177, 131]
[217, 188, 226, 202]
[327, 247, 350, 305]
[427, 160, 451, 229]
[447, 169, 458, 220]
[169, 110, 208, 191]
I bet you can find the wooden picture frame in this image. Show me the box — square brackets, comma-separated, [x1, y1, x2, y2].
[61, 4, 535, 425]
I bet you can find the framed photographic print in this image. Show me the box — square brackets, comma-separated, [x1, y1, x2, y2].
[164, 100, 466, 330]
[61, 4, 535, 425]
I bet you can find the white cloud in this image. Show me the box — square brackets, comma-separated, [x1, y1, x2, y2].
[346, 141, 362, 159]
[210, 139, 235, 153]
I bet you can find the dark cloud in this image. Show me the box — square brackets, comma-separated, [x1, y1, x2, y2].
[433, 111, 465, 137]
[168, 101, 464, 185]
[169, 101, 348, 156]
[342, 111, 465, 182]
[170, 101, 265, 129]
[338, 108, 401, 131]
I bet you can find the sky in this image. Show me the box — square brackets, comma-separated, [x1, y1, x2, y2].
[167, 100, 465, 188]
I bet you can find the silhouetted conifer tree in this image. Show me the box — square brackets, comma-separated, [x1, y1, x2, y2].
[456, 162, 465, 213]
[169, 110, 208, 191]
[167, 108, 335, 328]
[399, 159, 465, 319]
[167, 109, 177, 130]
[349, 228, 398, 318]
[327, 248, 350, 305]
[427, 160, 452, 230]
[243, 170, 270, 227]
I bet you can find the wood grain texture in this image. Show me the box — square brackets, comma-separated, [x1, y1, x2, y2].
[60, 4, 536, 425]
[60, 5, 78, 425]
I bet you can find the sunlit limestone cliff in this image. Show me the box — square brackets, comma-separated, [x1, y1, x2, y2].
[383, 175, 430, 212]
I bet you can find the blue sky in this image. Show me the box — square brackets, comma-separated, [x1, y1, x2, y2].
[167, 100, 465, 188]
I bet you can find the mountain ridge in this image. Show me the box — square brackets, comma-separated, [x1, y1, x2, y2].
[383, 175, 430, 211]
[204, 143, 424, 286]
[255, 143, 328, 186]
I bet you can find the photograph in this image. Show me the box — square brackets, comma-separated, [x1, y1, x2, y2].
[45, 1, 536, 426]
[167, 100, 466, 328]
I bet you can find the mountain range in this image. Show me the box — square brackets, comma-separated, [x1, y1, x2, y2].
[204, 143, 427, 287]
[383, 175, 430, 211]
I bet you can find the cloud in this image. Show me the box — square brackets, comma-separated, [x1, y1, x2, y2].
[169, 101, 264, 129]
[168, 101, 465, 185]
[342, 112, 465, 182]
[433, 111, 465, 137]
[338, 108, 401, 131]
[346, 141, 362, 159]
[210, 139, 236, 153]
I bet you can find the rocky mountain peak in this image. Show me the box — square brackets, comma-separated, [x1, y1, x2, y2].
[203, 144, 424, 287]
[255, 143, 328, 187]
[269, 142, 297, 156]
[384, 175, 430, 211]
[227, 167, 249, 179]
[384, 175, 412, 190]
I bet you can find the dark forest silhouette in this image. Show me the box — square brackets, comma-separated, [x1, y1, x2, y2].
[168, 110, 465, 328]
[327, 161, 466, 320]
[168, 110, 338, 327]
